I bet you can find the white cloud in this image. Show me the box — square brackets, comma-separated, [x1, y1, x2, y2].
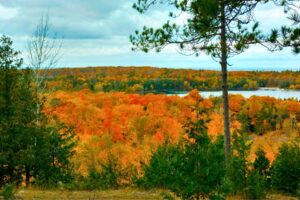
[0, 3, 17, 20]
[0, 1, 298, 70]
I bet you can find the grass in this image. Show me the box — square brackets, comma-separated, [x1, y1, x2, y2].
[13, 188, 298, 200]
[15, 188, 171, 200]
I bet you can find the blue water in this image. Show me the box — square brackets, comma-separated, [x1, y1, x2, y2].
[173, 88, 300, 100]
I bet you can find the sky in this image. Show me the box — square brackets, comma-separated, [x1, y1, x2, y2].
[0, 0, 299, 71]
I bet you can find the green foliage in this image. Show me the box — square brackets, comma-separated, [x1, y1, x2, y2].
[253, 148, 270, 181]
[160, 191, 175, 200]
[226, 132, 268, 199]
[271, 141, 300, 195]
[226, 132, 251, 194]
[131, 0, 269, 58]
[81, 154, 122, 190]
[297, 183, 300, 199]
[137, 143, 183, 189]
[98, 154, 121, 189]
[83, 169, 103, 190]
[0, 184, 14, 200]
[0, 184, 15, 200]
[270, 1, 300, 54]
[173, 135, 226, 200]
[246, 170, 266, 199]
[33, 125, 77, 187]
[0, 35, 77, 188]
[139, 115, 226, 199]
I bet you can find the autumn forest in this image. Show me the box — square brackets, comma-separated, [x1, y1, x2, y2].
[1, 0, 300, 199]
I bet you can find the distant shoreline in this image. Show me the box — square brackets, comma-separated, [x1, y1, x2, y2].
[155, 87, 300, 95]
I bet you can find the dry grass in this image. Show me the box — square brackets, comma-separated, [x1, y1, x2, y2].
[13, 189, 298, 200]
[15, 188, 169, 200]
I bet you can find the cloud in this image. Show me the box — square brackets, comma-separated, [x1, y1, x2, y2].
[0, 0, 298, 70]
[0, 4, 18, 20]
[0, 0, 140, 39]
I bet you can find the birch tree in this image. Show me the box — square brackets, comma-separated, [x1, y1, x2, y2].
[27, 15, 62, 125]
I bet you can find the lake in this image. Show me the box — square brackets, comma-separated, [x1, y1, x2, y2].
[172, 88, 300, 100]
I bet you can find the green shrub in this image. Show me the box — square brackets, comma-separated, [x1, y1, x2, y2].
[246, 170, 266, 199]
[253, 148, 270, 176]
[139, 118, 226, 199]
[226, 133, 268, 199]
[297, 183, 300, 199]
[1, 184, 15, 200]
[226, 132, 251, 194]
[271, 141, 300, 195]
[82, 154, 122, 190]
[137, 143, 183, 189]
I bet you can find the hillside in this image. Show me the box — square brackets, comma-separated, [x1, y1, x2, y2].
[45, 89, 300, 174]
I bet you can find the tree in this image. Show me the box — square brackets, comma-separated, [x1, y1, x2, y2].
[270, 1, 299, 53]
[0, 35, 76, 187]
[271, 141, 300, 194]
[130, 0, 277, 161]
[0, 36, 23, 185]
[253, 148, 270, 177]
[225, 132, 268, 199]
[139, 107, 226, 199]
[27, 14, 62, 126]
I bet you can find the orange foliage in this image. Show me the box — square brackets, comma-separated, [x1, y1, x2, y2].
[45, 89, 300, 172]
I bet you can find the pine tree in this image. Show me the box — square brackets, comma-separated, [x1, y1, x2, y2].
[130, 0, 280, 162]
[0, 36, 76, 187]
[0, 35, 23, 185]
[270, 1, 299, 53]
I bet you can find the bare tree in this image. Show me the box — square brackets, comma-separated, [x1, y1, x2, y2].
[27, 14, 63, 125]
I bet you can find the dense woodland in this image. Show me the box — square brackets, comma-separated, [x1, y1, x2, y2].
[44, 67, 300, 93]
[44, 89, 300, 198]
[47, 89, 300, 163]
[1, 0, 300, 197]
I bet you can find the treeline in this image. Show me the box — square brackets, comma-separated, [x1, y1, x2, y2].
[43, 67, 300, 93]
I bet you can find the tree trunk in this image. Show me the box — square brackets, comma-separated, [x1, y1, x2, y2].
[25, 165, 30, 187]
[220, 1, 231, 163]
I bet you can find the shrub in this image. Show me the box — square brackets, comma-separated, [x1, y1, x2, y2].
[139, 120, 226, 199]
[226, 132, 251, 194]
[226, 133, 268, 199]
[271, 141, 300, 195]
[246, 170, 266, 199]
[253, 148, 270, 176]
[82, 154, 122, 190]
[137, 143, 183, 189]
[0, 184, 15, 200]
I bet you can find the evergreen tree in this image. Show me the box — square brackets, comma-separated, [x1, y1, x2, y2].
[139, 106, 226, 199]
[0, 35, 23, 185]
[130, 0, 280, 161]
[225, 133, 268, 199]
[271, 141, 300, 195]
[271, 1, 299, 53]
[0, 35, 77, 187]
[253, 148, 270, 177]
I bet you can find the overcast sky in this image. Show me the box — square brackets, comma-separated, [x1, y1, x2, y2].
[0, 0, 299, 71]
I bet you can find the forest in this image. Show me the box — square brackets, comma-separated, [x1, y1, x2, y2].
[45, 67, 300, 93]
[0, 0, 300, 199]
[1, 35, 299, 198]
